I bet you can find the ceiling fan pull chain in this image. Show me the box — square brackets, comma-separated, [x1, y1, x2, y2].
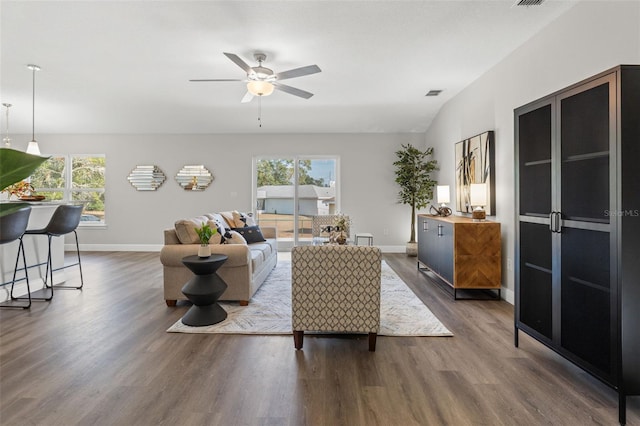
[258, 96, 262, 128]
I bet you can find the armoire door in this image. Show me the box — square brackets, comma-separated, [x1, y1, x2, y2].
[556, 74, 616, 380]
[516, 99, 554, 342]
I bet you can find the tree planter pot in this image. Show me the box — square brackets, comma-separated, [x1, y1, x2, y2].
[406, 242, 418, 257]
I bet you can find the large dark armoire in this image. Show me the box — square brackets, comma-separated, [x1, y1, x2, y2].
[514, 65, 640, 425]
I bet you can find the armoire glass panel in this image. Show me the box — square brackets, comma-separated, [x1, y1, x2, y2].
[560, 83, 610, 223]
[560, 227, 611, 374]
[519, 222, 553, 339]
[518, 104, 552, 217]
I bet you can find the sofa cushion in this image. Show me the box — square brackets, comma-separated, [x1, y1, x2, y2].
[249, 241, 273, 261]
[174, 216, 209, 244]
[233, 226, 266, 244]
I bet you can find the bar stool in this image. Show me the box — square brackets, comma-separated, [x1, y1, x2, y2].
[0, 205, 33, 309]
[23, 204, 84, 300]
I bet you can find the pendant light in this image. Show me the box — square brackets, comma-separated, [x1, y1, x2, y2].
[26, 64, 41, 155]
[2, 103, 11, 147]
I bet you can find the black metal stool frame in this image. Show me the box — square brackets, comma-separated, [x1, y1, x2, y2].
[18, 204, 84, 301]
[0, 206, 33, 309]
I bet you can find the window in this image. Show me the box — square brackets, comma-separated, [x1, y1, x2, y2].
[31, 155, 106, 225]
[254, 156, 339, 248]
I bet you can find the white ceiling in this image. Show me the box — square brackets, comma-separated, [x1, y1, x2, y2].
[0, 0, 578, 134]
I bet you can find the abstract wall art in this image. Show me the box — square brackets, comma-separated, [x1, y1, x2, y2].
[455, 131, 495, 215]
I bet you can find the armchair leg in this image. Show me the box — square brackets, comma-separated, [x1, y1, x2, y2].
[368, 333, 377, 352]
[239, 300, 249, 306]
[165, 300, 177, 307]
[294, 330, 304, 349]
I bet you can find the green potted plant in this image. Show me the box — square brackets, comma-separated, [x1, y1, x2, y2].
[0, 148, 49, 217]
[195, 222, 217, 258]
[393, 143, 438, 256]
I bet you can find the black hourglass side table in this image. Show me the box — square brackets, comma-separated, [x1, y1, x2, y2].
[180, 254, 229, 326]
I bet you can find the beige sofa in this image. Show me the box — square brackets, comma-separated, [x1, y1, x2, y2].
[160, 213, 277, 306]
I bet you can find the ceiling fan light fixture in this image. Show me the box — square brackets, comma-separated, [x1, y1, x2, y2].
[247, 80, 274, 97]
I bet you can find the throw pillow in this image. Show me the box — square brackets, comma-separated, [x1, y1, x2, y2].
[218, 211, 236, 228]
[232, 225, 266, 244]
[174, 216, 209, 244]
[208, 214, 229, 236]
[224, 230, 247, 245]
[206, 220, 223, 244]
[231, 210, 257, 228]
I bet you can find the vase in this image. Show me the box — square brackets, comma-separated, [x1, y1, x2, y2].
[336, 232, 347, 245]
[198, 244, 211, 258]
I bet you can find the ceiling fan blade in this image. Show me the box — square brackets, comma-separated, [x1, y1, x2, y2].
[275, 65, 321, 81]
[189, 79, 243, 82]
[273, 83, 314, 99]
[224, 52, 252, 74]
[241, 92, 254, 103]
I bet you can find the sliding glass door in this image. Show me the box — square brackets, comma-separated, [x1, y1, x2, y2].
[254, 156, 338, 250]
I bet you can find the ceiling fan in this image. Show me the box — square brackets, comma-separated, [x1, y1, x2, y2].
[190, 52, 322, 103]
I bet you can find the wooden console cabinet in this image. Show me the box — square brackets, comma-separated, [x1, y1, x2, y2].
[417, 215, 501, 299]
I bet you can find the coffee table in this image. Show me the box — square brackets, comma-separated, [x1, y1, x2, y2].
[180, 254, 228, 326]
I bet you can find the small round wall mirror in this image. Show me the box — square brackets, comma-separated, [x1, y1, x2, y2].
[175, 165, 214, 191]
[127, 165, 166, 191]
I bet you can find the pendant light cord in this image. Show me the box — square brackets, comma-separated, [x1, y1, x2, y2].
[32, 66, 36, 140]
[27, 64, 40, 142]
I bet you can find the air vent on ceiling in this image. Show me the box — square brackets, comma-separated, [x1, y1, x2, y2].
[515, 0, 545, 6]
[425, 90, 442, 97]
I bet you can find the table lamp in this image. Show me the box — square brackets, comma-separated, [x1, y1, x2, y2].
[470, 183, 487, 221]
[434, 185, 452, 216]
[437, 185, 450, 207]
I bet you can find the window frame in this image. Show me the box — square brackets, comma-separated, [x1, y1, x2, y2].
[32, 154, 106, 227]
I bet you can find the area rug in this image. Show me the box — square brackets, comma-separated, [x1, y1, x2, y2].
[167, 260, 453, 337]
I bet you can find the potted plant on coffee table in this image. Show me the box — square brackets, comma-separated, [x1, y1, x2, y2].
[393, 143, 438, 256]
[195, 222, 217, 258]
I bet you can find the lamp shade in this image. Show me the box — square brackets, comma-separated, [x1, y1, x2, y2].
[436, 185, 450, 204]
[26, 140, 41, 155]
[470, 183, 487, 207]
[247, 80, 274, 97]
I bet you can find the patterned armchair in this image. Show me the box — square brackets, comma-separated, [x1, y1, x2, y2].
[291, 245, 382, 351]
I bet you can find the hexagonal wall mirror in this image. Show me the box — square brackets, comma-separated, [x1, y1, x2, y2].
[127, 165, 166, 191]
[175, 165, 214, 191]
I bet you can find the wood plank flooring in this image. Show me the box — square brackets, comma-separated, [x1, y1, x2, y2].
[1, 252, 638, 425]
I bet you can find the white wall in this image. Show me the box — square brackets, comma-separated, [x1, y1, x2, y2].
[12, 133, 424, 251]
[424, 0, 640, 302]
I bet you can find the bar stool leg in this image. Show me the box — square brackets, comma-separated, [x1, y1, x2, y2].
[43, 231, 84, 290]
[1, 238, 31, 309]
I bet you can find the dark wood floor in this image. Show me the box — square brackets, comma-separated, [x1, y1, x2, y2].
[1, 252, 638, 426]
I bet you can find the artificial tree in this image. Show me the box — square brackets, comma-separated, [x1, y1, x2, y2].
[393, 143, 438, 254]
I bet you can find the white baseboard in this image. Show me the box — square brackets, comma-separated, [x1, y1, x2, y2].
[71, 244, 406, 253]
[69, 244, 163, 252]
[502, 286, 514, 305]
